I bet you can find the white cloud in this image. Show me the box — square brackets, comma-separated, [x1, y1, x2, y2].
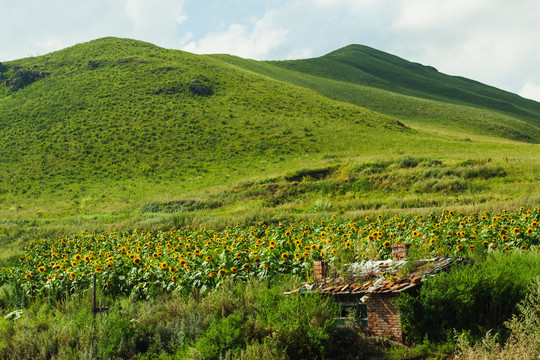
[0, 0, 187, 61]
[124, 0, 186, 47]
[392, 0, 489, 31]
[387, 0, 540, 93]
[315, 0, 380, 11]
[181, 10, 288, 59]
[519, 82, 540, 102]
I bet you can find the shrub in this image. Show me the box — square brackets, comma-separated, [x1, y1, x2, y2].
[256, 291, 339, 359]
[397, 252, 540, 344]
[456, 276, 540, 360]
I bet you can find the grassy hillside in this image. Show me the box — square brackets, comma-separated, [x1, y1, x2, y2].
[274, 45, 540, 124]
[0, 37, 538, 253]
[0, 38, 405, 194]
[215, 48, 540, 143]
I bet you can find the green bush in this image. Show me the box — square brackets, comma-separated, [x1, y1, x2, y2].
[256, 291, 339, 359]
[193, 312, 246, 359]
[397, 252, 540, 344]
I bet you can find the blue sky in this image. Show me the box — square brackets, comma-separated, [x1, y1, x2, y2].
[2, 0, 540, 101]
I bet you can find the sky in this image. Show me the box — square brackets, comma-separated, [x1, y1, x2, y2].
[2, 0, 540, 101]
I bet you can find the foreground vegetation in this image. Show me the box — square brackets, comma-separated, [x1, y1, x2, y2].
[0, 207, 538, 359]
[0, 278, 364, 360]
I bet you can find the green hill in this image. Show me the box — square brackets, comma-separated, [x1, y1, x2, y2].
[0, 38, 405, 195]
[0, 37, 538, 248]
[215, 45, 540, 143]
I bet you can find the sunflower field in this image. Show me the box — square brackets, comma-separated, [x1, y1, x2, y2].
[2, 207, 539, 300]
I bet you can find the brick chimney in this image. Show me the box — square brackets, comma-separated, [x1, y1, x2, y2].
[391, 243, 410, 261]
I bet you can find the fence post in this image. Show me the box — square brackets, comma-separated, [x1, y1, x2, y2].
[93, 273, 96, 316]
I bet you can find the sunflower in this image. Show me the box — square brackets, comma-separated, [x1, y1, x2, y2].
[230, 266, 238, 273]
[456, 245, 464, 251]
[294, 253, 301, 259]
[513, 228, 521, 235]
[504, 246, 511, 252]
[242, 264, 250, 271]
[520, 245, 528, 251]
[133, 257, 141, 265]
[24, 273, 32, 280]
[38, 266, 46, 273]
[74, 254, 82, 261]
[169, 266, 177, 274]
[429, 238, 437, 245]
[532, 221, 538, 228]
[254, 257, 262, 264]
[71, 261, 77, 268]
[382, 241, 391, 248]
[106, 262, 113, 269]
[281, 253, 289, 260]
[160, 262, 168, 270]
[179, 259, 187, 267]
[95, 267, 103, 273]
[526, 228, 534, 235]
[152, 252, 159, 259]
[482, 241, 489, 247]
[171, 275, 178, 282]
[46, 275, 53, 281]
[218, 269, 227, 276]
[468, 245, 475, 251]
[262, 263, 270, 268]
[205, 255, 212, 262]
[69, 272, 77, 279]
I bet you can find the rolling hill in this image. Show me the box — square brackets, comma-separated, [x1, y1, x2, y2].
[215, 45, 540, 143]
[0, 37, 538, 247]
[0, 38, 406, 194]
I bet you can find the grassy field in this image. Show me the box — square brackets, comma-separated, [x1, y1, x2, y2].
[0, 37, 538, 259]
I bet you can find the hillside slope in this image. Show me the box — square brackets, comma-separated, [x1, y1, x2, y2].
[0, 38, 407, 197]
[214, 45, 540, 143]
[0, 38, 539, 247]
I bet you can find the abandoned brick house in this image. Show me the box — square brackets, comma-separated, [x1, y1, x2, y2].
[285, 244, 466, 343]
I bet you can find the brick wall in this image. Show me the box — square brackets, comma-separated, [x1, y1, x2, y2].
[365, 293, 403, 343]
[391, 243, 410, 261]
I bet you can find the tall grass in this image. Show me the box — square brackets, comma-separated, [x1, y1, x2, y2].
[0, 278, 377, 359]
